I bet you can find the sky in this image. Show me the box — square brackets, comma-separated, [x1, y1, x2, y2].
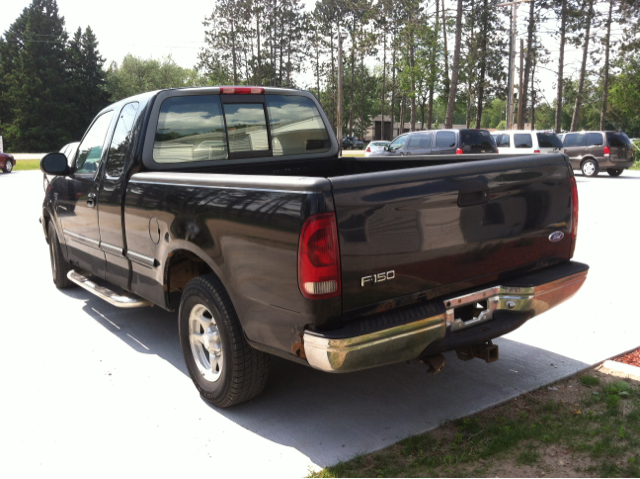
[1, 0, 624, 109]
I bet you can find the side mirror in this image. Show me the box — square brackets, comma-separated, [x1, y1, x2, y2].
[384, 145, 390, 151]
[40, 152, 70, 176]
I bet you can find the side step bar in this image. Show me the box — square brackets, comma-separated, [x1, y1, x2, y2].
[67, 270, 152, 308]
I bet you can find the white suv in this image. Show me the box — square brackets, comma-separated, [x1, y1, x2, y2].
[492, 130, 564, 155]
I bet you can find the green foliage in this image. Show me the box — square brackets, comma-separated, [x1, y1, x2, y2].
[580, 375, 601, 386]
[105, 54, 200, 102]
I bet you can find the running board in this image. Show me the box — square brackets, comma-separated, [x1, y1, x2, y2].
[67, 270, 152, 308]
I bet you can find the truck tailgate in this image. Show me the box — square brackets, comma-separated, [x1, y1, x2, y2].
[330, 154, 574, 313]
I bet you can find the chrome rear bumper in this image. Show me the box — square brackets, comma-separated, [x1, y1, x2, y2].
[304, 265, 588, 373]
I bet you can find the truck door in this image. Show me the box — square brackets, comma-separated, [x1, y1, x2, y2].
[98, 102, 140, 290]
[58, 110, 115, 278]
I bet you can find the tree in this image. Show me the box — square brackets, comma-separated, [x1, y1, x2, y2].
[445, 0, 463, 128]
[0, 0, 72, 151]
[570, 0, 595, 131]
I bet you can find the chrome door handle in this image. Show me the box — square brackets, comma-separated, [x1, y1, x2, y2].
[87, 193, 96, 208]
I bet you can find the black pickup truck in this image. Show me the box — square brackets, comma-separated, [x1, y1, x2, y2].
[41, 86, 588, 407]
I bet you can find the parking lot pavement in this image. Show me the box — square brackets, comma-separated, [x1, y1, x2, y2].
[1, 169, 638, 477]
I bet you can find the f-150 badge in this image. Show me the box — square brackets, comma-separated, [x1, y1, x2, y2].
[361, 270, 396, 287]
[548, 231, 564, 242]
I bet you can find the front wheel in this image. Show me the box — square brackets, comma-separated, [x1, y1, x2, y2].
[607, 168, 623, 177]
[581, 159, 599, 177]
[3, 160, 13, 173]
[47, 221, 72, 288]
[179, 274, 270, 407]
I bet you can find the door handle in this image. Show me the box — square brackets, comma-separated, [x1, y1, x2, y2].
[87, 193, 96, 208]
[458, 181, 490, 207]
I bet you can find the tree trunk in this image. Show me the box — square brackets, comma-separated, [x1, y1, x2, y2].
[409, 12, 416, 132]
[391, 31, 397, 138]
[517, 38, 524, 127]
[381, 30, 387, 140]
[444, 0, 463, 129]
[474, 0, 488, 129]
[231, 19, 238, 84]
[570, 0, 593, 132]
[349, 22, 356, 136]
[518, 0, 535, 129]
[555, 0, 567, 133]
[428, 0, 439, 130]
[256, 13, 262, 85]
[531, 55, 536, 129]
[441, 0, 450, 97]
[599, 0, 613, 130]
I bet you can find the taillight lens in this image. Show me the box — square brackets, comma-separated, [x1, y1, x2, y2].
[298, 213, 341, 299]
[534, 150, 541, 153]
[570, 175, 579, 258]
[604, 146, 610, 157]
[366, 147, 371, 152]
[456, 148, 463, 155]
[564, 149, 567, 154]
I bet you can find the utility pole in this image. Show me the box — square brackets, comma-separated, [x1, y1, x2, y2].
[498, 0, 532, 129]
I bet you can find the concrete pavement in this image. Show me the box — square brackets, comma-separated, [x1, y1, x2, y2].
[0, 168, 638, 477]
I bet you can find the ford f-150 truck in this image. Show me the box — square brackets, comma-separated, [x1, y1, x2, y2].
[40, 86, 588, 407]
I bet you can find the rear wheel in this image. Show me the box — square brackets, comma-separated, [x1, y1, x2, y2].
[3, 160, 13, 173]
[607, 168, 623, 177]
[47, 221, 72, 288]
[581, 159, 599, 177]
[179, 274, 270, 407]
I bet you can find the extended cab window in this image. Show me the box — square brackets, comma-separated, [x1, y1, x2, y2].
[75, 111, 114, 176]
[154, 96, 227, 163]
[106, 102, 139, 178]
[266, 95, 330, 156]
[436, 131, 456, 148]
[587, 133, 603, 146]
[514, 133, 532, 148]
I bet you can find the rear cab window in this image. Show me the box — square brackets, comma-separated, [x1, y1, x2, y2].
[459, 130, 496, 152]
[145, 89, 335, 169]
[536, 132, 563, 149]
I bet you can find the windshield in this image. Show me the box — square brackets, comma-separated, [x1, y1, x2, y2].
[606, 132, 632, 147]
[536, 132, 563, 149]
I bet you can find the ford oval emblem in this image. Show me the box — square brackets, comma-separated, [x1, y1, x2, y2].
[548, 231, 565, 243]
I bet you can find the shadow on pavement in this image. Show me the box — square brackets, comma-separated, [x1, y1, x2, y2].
[62, 288, 591, 468]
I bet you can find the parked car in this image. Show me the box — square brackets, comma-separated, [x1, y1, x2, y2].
[370, 129, 497, 156]
[562, 131, 634, 177]
[44, 142, 79, 191]
[1, 152, 16, 174]
[364, 140, 390, 156]
[342, 136, 364, 149]
[40, 86, 586, 407]
[492, 130, 564, 155]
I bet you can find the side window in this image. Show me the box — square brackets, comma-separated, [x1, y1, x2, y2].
[514, 133, 532, 148]
[75, 111, 114, 176]
[407, 134, 432, 149]
[223, 103, 269, 154]
[105, 102, 139, 178]
[496, 135, 510, 148]
[266, 95, 330, 156]
[389, 135, 407, 151]
[154, 95, 227, 163]
[587, 133, 603, 146]
[436, 131, 456, 148]
[564, 134, 587, 147]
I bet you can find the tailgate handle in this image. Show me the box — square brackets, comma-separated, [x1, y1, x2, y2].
[458, 181, 490, 207]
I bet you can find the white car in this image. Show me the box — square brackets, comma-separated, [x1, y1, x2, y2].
[44, 142, 79, 191]
[364, 140, 390, 157]
[492, 130, 563, 155]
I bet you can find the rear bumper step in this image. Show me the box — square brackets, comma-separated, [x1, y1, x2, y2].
[67, 270, 152, 308]
[303, 261, 588, 373]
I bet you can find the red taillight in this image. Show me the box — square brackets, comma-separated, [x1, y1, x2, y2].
[456, 148, 463, 155]
[366, 147, 371, 152]
[570, 175, 579, 258]
[604, 146, 610, 157]
[298, 213, 341, 299]
[220, 87, 264, 94]
[564, 149, 567, 154]
[497, 148, 499, 153]
[534, 150, 541, 153]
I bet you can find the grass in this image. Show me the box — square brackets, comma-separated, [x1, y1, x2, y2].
[308, 371, 640, 478]
[13, 159, 41, 171]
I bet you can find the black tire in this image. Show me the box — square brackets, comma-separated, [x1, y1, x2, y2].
[47, 221, 72, 288]
[3, 160, 13, 173]
[581, 159, 599, 177]
[607, 168, 623, 177]
[179, 274, 270, 407]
